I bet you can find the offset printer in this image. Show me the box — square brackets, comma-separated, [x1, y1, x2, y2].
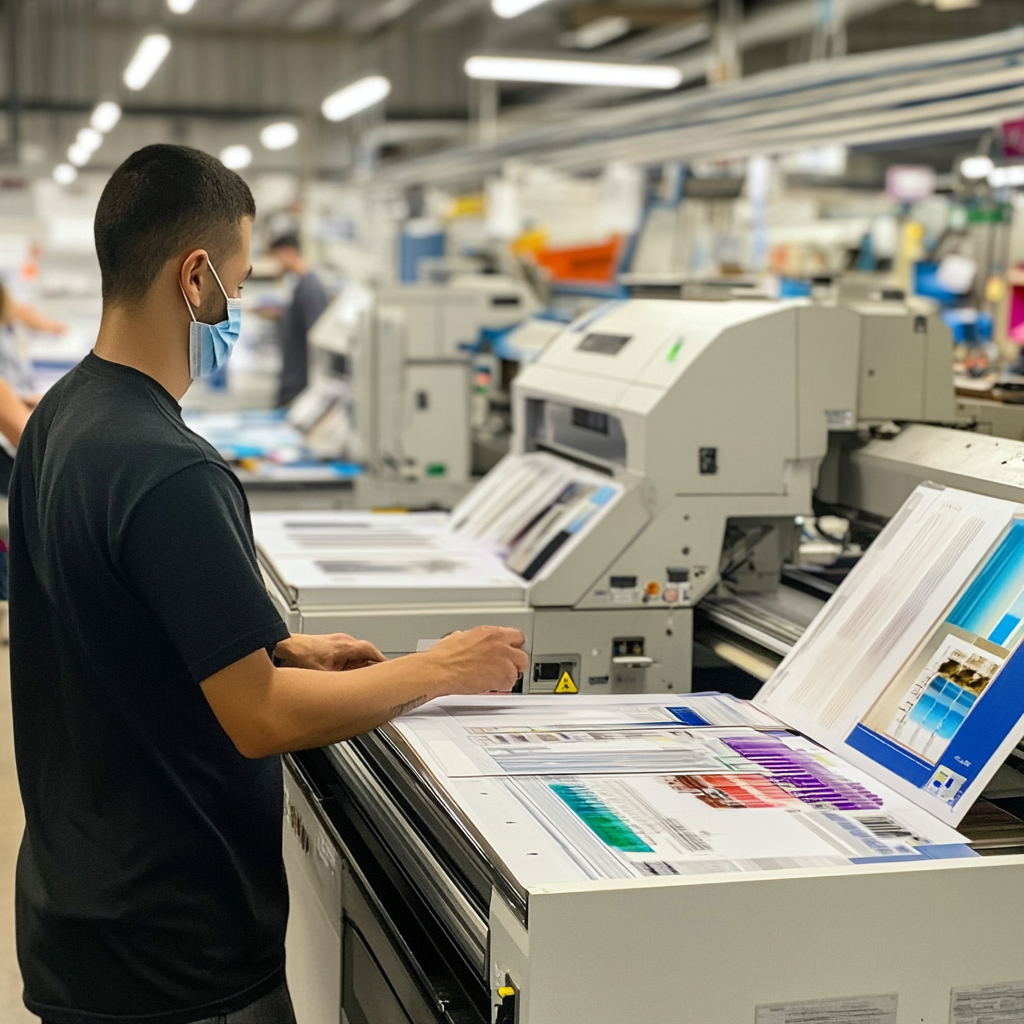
[282, 483, 1024, 1024]
[307, 275, 538, 484]
[276, 297, 1024, 1024]
[258, 296, 957, 695]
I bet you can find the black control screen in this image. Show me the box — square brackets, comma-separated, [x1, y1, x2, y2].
[578, 332, 631, 355]
[571, 407, 609, 434]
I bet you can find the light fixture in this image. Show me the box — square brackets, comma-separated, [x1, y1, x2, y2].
[77, 127, 103, 153]
[167, 0, 198, 11]
[53, 163, 77, 186]
[68, 143, 91, 167]
[260, 121, 299, 151]
[561, 15, 631, 50]
[464, 55, 683, 89]
[989, 165, 1024, 188]
[123, 33, 171, 91]
[492, 0, 550, 17]
[91, 101, 122, 133]
[960, 154, 995, 181]
[321, 75, 391, 122]
[220, 144, 253, 170]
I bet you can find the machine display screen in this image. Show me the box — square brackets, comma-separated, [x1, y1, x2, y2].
[571, 408, 609, 434]
[577, 332, 631, 354]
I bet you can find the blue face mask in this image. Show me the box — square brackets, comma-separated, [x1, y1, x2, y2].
[180, 260, 242, 380]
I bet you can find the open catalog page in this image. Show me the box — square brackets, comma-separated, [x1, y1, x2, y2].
[757, 484, 1024, 826]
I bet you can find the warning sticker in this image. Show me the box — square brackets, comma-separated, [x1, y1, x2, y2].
[554, 672, 578, 694]
[950, 982, 1024, 1024]
[755, 994, 897, 1024]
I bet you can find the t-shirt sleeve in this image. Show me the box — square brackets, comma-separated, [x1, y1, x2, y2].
[121, 461, 290, 684]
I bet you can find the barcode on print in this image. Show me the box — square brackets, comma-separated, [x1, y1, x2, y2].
[852, 814, 926, 844]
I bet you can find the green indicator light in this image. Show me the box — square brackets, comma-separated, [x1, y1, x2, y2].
[667, 338, 684, 362]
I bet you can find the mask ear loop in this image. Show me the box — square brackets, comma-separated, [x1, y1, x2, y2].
[206, 260, 231, 302]
[179, 256, 229, 320]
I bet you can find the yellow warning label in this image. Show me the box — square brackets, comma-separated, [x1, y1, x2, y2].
[554, 672, 578, 694]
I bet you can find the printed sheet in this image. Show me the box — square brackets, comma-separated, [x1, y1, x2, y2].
[387, 694, 973, 886]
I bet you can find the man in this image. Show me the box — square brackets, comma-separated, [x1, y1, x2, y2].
[268, 233, 327, 406]
[8, 144, 527, 1024]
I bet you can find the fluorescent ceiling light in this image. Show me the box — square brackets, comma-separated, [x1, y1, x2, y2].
[492, 0, 550, 17]
[260, 121, 299, 151]
[989, 165, 1024, 188]
[91, 101, 122, 133]
[68, 143, 91, 167]
[220, 144, 253, 170]
[960, 154, 994, 180]
[53, 163, 77, 186]
[123, 34, 171, 91]
[77, 127, 103, 153]
[464, 55, 683, 89]
[321, 75, 391, 122]
[167, 0, 198, 10]
[561, 16, 631, 50]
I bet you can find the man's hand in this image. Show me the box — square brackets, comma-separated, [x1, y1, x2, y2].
[423, 626, 528, 696]
[274, 632, 385, 672]
[202, 624, 529, 759]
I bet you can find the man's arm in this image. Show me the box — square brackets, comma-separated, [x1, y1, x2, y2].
[274, 631, 385, 672]
[11, 300, 67, 334]
[0, 376, 30, 447]
[202, 625, 527, 758]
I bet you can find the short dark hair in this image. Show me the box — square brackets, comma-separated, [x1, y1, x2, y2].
[94, 144, 256, 304]
[268, 233, 301, 253]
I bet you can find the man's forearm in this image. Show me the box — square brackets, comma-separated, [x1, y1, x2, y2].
[203, 626, 527, 758]
[202, 649, 446, 758]
[273, 631, 384, 672]
[0, 377, 29, 448]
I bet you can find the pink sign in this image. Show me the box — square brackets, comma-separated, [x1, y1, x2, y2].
[1002, 117, 1024, 158]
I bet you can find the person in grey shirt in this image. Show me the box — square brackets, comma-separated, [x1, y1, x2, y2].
[268, 234, 328, 406]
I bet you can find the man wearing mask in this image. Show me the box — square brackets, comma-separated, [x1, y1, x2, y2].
[8, 144, 527, 1024]
[268, 233, 327, 406]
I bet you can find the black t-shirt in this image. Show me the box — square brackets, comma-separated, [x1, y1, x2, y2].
[9, 352, 291, 1024]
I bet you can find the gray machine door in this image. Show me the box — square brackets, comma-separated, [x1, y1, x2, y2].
[343, 920, 414, 1024]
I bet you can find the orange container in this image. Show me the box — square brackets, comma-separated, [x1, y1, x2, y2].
[533, 237, 622, 283]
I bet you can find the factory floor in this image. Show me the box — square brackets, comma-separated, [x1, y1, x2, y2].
[0, 648, 35, 1021]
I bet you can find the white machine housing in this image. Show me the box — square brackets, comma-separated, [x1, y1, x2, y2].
[258, 296, 955, 695]
[511, 297, 953, 607]
[307, 275, 538, 483]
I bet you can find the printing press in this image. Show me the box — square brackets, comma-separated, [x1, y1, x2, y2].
[307, 275, 538, 485]
[275, 295, 1024, 1024]
[258, 295, 958, 696]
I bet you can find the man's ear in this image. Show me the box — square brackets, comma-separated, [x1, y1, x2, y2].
[179, 249, 210, 309]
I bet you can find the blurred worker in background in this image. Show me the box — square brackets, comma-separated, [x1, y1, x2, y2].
[268, 233, 327, 407]
[0, 279, 68, 483]
[0, 280, 67, 631]
[0, 278, 67, 403]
